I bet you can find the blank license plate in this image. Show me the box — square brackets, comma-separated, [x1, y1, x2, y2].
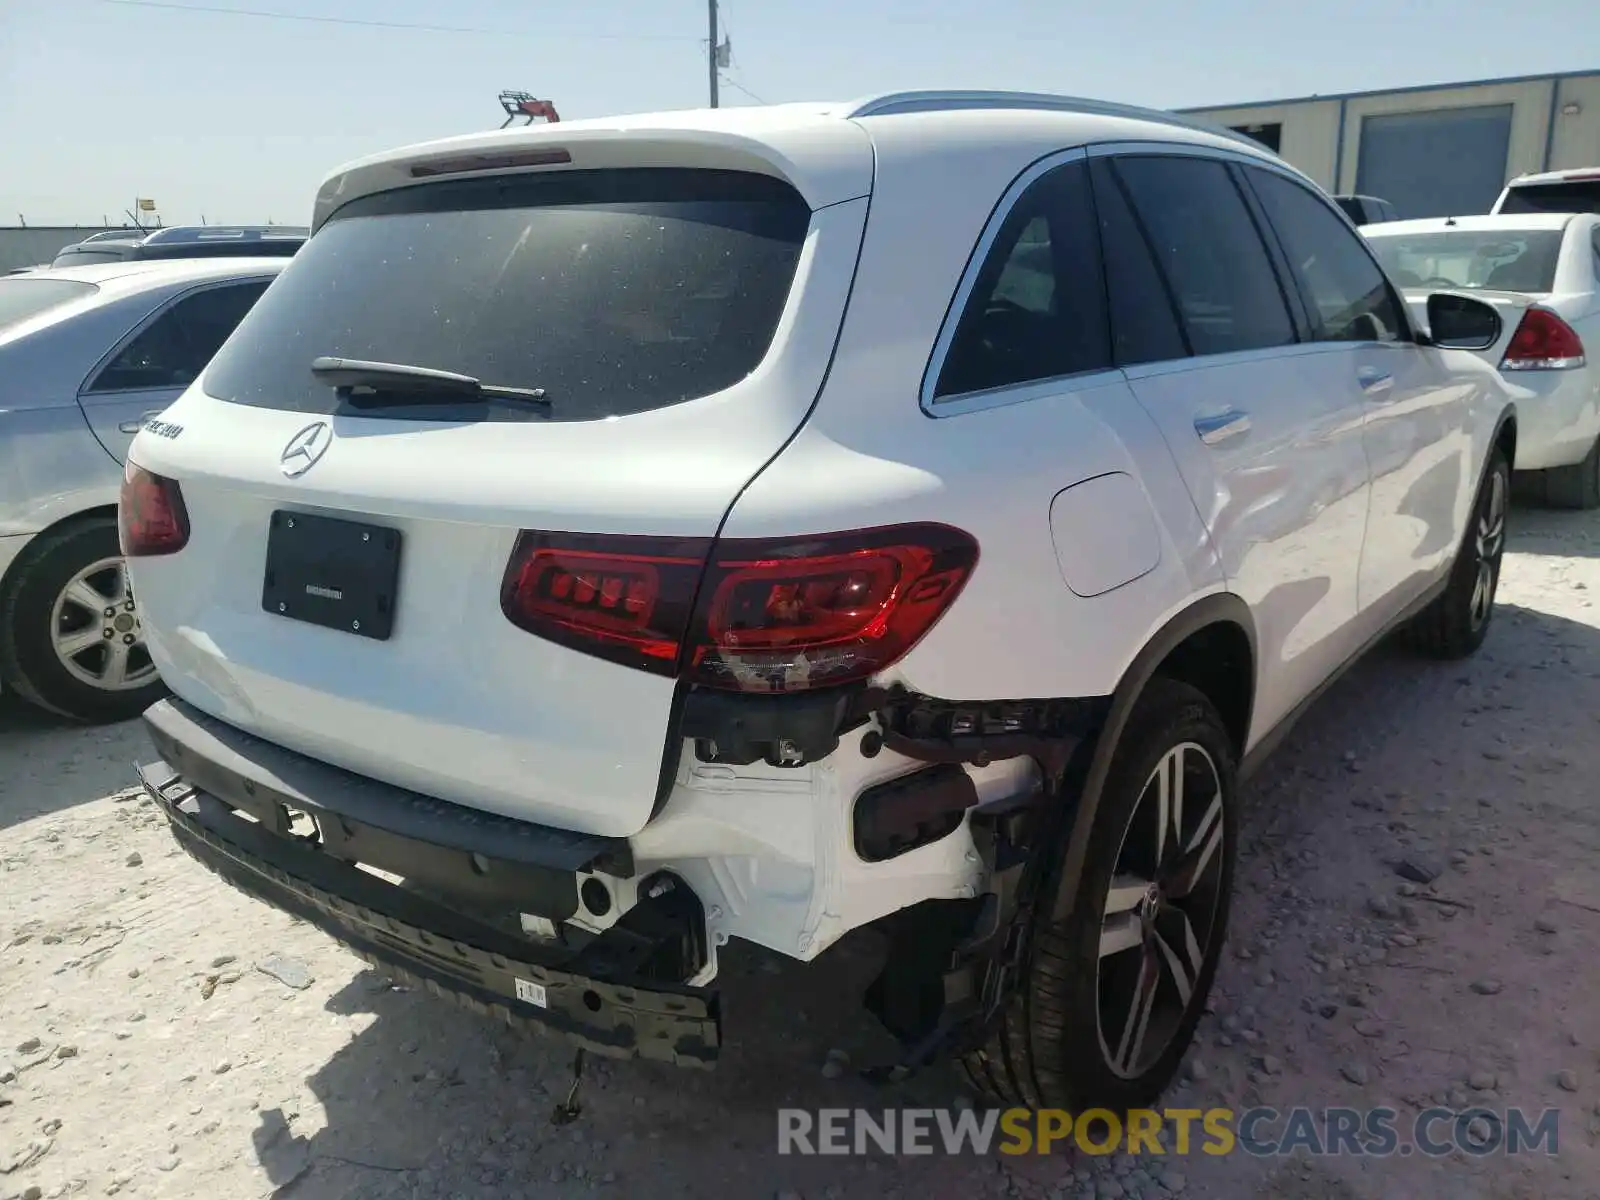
[261, 510, 402, 641]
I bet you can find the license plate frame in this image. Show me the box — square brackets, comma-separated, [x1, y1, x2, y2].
[261, 510, 403, 641]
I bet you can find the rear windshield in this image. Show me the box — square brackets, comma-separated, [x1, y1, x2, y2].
[52, 247, 132, 267]
[202, 168, 812, 423]
[0, 278, 98, 332]
[1366, 229, 1566, 293]
[1498, 180, 1600, 215]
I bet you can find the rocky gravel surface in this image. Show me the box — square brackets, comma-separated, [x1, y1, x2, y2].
[3, 502, 1600, 1200]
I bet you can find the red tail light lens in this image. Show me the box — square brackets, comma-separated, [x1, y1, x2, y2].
[1501, 307, 1586, 371]
[499, 524, 979, 691]
[688, 526, 979, 692]
[499, 533, 707, 675]
[118, 462, 190, 557]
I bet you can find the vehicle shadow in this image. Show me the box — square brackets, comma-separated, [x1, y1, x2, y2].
[0, 692, 151, 832]
[245, 592, 1600, 1199]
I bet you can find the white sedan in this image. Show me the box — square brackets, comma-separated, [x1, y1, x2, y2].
[1364, 213, 1600, 507]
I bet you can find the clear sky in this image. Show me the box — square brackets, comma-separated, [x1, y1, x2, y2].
[2, 0, 1596, 226]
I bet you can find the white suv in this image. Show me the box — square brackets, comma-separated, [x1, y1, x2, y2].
[125, 92, 1517, 1110]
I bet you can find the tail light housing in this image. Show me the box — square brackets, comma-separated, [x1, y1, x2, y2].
[500, 524, 979, 693]
[1501, 307, 1586, 371]
[118, 462, 190, 557]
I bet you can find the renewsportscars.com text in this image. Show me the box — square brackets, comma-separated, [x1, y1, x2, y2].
[777, 1106, 1561, 1158]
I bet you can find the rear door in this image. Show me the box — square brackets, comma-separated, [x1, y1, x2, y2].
[78, 278, 270, 462]
[1090, 149, 1371, 745]
[1240, 164, 1473, 621]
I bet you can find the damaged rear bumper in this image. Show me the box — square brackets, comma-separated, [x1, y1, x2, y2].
[137, 698, 719, 1068]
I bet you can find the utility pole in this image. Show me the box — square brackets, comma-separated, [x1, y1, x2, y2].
[706, 0, 719, 108]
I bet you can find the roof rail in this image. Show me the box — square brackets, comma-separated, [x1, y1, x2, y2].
[842, 90, 1267, 151]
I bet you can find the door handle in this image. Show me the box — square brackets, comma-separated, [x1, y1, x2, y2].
[1194, 410, 1251, 446]
[1357, 368, 1393, 395]
[118, 409, 166, 434]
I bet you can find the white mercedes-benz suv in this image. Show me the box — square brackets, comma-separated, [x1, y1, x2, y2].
[124, 91, 1517, 1111]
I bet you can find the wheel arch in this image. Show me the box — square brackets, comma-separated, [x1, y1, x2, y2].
[1049, 591, 1256, 923]
[0, 505, 119, 597]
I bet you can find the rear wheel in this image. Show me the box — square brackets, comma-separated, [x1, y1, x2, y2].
[959, 677, 1236, 1110]
[0, 517, 166, 723]
[1543, 435, 1600, 511]
[1407, 446, 1509, 659]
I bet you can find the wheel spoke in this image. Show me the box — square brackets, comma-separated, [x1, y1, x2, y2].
[1154, 746, 1184, 867]
[1111, 949, 1160, 1075]
[1152, 911, 1204, 1006]
[1106, 873, 1152, 914]
[54, 627, 105, 660]
[62, 578, 109, 615]
[100, 640, 131, 688]
[1165, 794, 1223, 898]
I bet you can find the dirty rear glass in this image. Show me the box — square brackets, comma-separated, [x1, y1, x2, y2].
[1367, 229, 1566, 294]
[201, 168, 812, 423]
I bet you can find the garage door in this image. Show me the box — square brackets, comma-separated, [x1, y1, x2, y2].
[1355, 105, 1513, 218]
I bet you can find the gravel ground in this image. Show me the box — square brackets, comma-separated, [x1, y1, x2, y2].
[4, 503, 1600, 1200]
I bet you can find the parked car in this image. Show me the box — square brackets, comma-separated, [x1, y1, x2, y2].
[1334, 193, 1399, 224]
[1492, 167, 1600, 215]
[126, 91, 1515, 1110]
[1363, 213, 1600, 507]
[0, 257, 286, 721]
[50, 226, 307, 269]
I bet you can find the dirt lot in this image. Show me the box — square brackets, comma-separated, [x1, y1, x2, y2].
[4, 504, 1600, 1200]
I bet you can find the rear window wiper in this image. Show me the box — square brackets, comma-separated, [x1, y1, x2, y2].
[310, 356, 550, 407]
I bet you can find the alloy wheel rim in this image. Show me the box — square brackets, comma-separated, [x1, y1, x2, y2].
[1469, 466, 1507, 632]
[1095, 741, 1226, 1080]
[49, 557, 157, 692]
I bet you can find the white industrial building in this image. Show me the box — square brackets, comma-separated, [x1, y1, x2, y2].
[1182, 68, 1600, 218]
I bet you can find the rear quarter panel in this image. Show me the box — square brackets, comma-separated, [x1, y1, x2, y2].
[722, 115, 1226, 704]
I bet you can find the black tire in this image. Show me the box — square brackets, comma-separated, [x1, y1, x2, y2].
[1543, 436, 1600, 511]
[958, 677, 1237, 1111]
[1407, 446, 1509, 660]
[0, 516, 167, 724]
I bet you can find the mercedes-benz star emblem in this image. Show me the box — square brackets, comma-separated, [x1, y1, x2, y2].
[280, 421, 331, 478]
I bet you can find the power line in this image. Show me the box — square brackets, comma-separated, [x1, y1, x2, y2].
[97, 0, 699, 42]
[719, 76, 767, 105]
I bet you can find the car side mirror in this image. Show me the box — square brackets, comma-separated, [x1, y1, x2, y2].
[1425, 293, 1501, 351]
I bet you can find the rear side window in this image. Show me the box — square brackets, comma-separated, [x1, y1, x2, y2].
[1498, 181, 1600, 215]
[1087, 158, 1188, 367]
[0, 279, 98, 333]
[87, 281, 270, 393]
[1111, 155, 1296, 358]
[1246, 169, 1405, 342]
[203, 169, 811, 423]
[934, 159, 1110, 399]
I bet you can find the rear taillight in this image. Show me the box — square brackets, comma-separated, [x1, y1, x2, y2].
[1501, 307, 1586, 371]
[499, 533, 705, 674]
[118, 462, 189, 556]
[500, 524, 979, 692]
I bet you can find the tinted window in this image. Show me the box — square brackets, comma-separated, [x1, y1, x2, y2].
[0, 279, 98, 333]
[935, 160, 1109, 398]
[1248, 170, 1405, 342]
[87, 281, 269, 393]
[1498, 181, 1600, 215]
[1365, 228, 1566, 294]
[203, 169, 811, 423]
[1112, 156, 1295, 357]
[1087, 158, 1188, 367]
